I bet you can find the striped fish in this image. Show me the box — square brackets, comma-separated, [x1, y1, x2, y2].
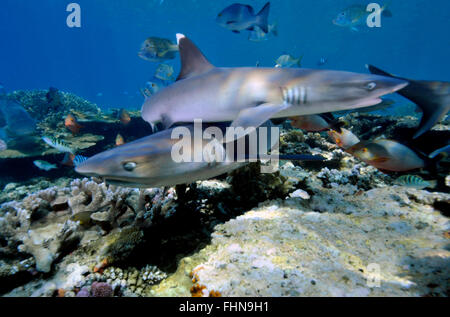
[73, 155, 88, 167]
[42, 136, 74, 154]
[394, 175, 436, 190]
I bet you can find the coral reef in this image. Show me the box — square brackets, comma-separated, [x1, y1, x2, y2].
[0, 110, 448, 297]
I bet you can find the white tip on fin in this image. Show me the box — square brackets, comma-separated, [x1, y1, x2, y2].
[176, 33, 185, 45]
[176, 34, 214, 81]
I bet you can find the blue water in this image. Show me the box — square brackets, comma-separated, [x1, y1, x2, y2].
[1, 0, 449, 110]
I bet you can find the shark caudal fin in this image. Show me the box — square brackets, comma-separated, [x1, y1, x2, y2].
[176, 34, 214, 81]
[367, 64, 450, 139]
[256, 2, 271, 33]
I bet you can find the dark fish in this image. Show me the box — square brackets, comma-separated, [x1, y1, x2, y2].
[367, 65, 450, 139]
[217, 2, 271, 33]
[46, 87, 60, 104]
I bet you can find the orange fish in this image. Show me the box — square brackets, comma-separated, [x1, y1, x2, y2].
[346, 139, 425, 172]
[61, 153, 76, 167]
[115, 134, 125, 146]
[327, 128, 360, 150]
[65, 114, 83, 135]
[119, 109, 131, 125]
[290, 115, 330, 132]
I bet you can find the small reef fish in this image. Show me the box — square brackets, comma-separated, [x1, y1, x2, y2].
[394, 175, 436, 190]
[217, 2, 271, 34]
[46, 87, 60, 104]
[61, 153, 88, 167]
[289, 114, 342, 132]
[118, 109, 131, 125]
[367, 64, 450, 139]
[73, 155, 88, 167]
[61, 153, 76, 166]
[116, 134, 125, 146]
[145, 81, 163, 95]
[248, 23, 278, 42]
[65, 114, 83, 135]
[138, 37, 179, 62]
[0, 138, 7, 151]
[141, 34, 408, 139]
[70, 211, 93, 226]
[327, 127, 360, 150]
[333, 4, 392, 32]
[42, 136, 74, 154]
[317, 57, 328, 66]
[154, 64, 175, 82]
[33, 160, 57, 171]
[275, 54, 303, 68]
[347, 139, 425, 172]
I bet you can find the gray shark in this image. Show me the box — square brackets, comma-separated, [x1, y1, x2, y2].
[367, 64, 450, 139]
[75, 123, 324, 188]
[141, 34, 408, 136]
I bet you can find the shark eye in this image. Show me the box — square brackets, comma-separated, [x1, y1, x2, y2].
[123, 162, 137, 172]
[365, 82, 377, 91]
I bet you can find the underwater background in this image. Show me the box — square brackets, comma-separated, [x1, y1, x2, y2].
[0, 0, 449, 298]
[1, 0, 450, 110]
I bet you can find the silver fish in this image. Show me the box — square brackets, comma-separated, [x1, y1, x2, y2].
[248, 23, 277, 42]
[33, 160, 57, 171]
[217, 2, 271, 34]
[275, 54, 303, 68]
[141, 34, 408, 140]
[42, 136, 74, 154]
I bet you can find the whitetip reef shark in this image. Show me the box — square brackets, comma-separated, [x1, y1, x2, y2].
[141, 33, 408, 136]
[75, 123, 324, 188]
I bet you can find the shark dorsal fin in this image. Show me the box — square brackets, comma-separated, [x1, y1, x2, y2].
[176, 34, 214, 81]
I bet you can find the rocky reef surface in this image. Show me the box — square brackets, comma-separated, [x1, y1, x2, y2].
[0, 90, 449, 297]
[0, 123, 448, 297]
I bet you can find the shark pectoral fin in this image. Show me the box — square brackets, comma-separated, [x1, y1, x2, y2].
[226, 103, 290, 141]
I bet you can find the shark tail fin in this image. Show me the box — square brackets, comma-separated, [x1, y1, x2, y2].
[256, 2, 271, 33]
[367, 64, 450, 139]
